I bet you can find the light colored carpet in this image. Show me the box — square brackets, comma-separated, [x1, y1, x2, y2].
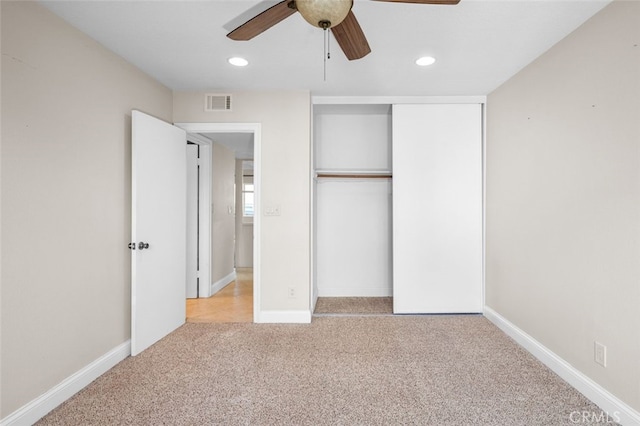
[314, 297, 393, 315]
[37, 316, 612, 425]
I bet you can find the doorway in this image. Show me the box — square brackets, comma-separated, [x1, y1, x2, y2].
[186, 268, 253, 322]
[186, 138, 254, 322]
[177, 123, 261, 323]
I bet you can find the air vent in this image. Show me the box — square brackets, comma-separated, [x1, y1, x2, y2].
[204, 94, 232, 112]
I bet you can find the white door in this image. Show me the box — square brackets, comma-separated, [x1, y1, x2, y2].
[392, 104, 482, 314]
[186, 144, 199, 298]
[131, 110, 187, 355]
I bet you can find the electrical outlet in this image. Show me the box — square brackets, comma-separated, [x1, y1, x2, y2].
[287, 287, 296, 298]
[594, 341, 607, 367]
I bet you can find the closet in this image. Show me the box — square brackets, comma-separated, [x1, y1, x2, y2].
[314, 104, 393, 298]
[313, 101, 483, 314]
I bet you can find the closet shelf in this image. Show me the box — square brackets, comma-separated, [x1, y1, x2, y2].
[315, 170, 392, 179]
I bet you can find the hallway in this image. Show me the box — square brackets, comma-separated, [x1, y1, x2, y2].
[186, 268, 253, 323]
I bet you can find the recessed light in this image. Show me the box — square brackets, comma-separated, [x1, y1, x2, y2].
[416, 56, 436, 67]
[228, 57, 249, 67]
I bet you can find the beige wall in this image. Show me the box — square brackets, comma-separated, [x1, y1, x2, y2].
[486, 0, 640, 411]
[0, 1, 173, 417]
[211, 142, 236, 283]
[174, 91, 311, 312]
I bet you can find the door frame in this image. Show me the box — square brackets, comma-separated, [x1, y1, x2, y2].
[176, 122, 261, 323]
[185, 133, 212, 297]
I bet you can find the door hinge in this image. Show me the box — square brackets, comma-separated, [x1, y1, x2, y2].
[128, 242, 136, 250]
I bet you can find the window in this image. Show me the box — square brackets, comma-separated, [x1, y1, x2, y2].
[242, 175, 254, 218]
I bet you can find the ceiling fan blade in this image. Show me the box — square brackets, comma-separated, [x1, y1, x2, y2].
[331, 11, 371, 61]
[372, 0, 460, 4]
[227, 1, 297, 41]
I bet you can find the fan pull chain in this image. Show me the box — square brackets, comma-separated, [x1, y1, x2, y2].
[323, 27, 332, 82]
[323, 28, 328, 82]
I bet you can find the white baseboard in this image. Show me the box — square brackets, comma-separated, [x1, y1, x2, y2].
[317, 287, 392, 297]
[257, 310, 312, 324]
[209, 270, 237, 297]
[1, 340, 131, 426]
[484, 307, 640, 426]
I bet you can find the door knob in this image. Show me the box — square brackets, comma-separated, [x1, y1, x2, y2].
[138, 242, 150, 250]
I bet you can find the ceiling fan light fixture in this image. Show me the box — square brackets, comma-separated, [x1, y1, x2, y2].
[228, 57, 249, 67]
[416, 56, 436, 66]
[296, 0, 353, 29]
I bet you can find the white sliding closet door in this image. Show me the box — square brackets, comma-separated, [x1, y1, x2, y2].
[392, 104, 482, 313]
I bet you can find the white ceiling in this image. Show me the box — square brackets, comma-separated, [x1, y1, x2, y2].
[40, 0, 611, 97]
[203, 132, 255, 160]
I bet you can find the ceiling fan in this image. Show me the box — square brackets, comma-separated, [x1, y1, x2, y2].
[227, 0, 460, 61]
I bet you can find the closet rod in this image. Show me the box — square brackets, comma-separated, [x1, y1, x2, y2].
[316, 173, 392, 179]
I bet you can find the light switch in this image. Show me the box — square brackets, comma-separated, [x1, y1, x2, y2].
[264, 206, 281, 216]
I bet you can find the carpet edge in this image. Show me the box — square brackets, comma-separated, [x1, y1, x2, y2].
[484, 306, 640, 426]
[0, 340, 131, 426]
